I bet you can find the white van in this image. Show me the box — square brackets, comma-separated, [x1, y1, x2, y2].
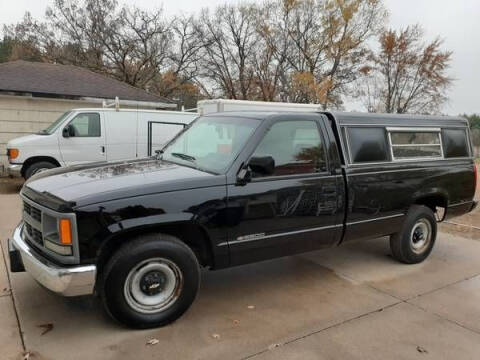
[6, 99, 323, 179]
[6, 109, 198, 179]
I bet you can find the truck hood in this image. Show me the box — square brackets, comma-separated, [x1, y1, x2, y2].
[23, 158, 225, 208]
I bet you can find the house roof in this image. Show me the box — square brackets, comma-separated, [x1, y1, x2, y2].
[0, 60, 174, 105]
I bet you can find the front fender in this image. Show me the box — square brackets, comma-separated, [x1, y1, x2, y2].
[106, 213, 194, 234]
[74, 186, 228, 266]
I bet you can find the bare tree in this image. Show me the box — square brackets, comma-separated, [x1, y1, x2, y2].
[282, 0, 386, 107]
[250, 0, 290, 101]
[196, 0, 385, 105]
[5, 0, 173, 88]
[148, 15, 202, 102]
[196, 4, 258, 99]
[2, 12, 50, 62]
[361, 25, 453, 114]
[11, 0, 453, 114]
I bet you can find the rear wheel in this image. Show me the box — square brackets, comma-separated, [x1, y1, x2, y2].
[24, 161, 57, 179]
[100, 234, 200, 329]
[390, 205, 437, 264]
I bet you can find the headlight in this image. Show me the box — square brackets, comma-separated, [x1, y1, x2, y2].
[7, 148, 19, 161]
[44, 238, 73, 256]
[42, 215, 73, 255]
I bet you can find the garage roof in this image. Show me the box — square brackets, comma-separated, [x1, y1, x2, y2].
[0, 60, 175, 105]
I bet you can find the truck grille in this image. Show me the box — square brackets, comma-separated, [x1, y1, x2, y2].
[23, 200, 44, 248]
[20, 194, 79, 264]
[24, 201, 42, 222]
[25, 222, 43, 246]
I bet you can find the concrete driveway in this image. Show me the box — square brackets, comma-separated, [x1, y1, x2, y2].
[1, 179, 480, 360]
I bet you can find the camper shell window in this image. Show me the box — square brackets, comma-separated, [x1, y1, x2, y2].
[346, 127, 390, 164]
[387, 127, 443, 160]
[441, 128, 470, 158]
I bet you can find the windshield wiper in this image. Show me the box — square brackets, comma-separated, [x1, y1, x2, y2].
[171, 152, 196, 162]
[171, 153, 196, 162]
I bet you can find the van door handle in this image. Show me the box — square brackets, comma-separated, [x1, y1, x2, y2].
[101, 146, 105, 153]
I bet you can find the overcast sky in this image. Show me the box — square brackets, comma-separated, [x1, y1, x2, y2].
[1, 0, 479, 115]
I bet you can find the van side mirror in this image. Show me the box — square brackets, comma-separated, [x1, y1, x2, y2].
[249, 156, 275, 176]
[62, 125, 74, 138]
[236, 166, 251, 186]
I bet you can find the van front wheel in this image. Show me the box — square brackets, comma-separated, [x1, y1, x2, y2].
[390, 205, 437, 264]
[24, 161, 57, 179]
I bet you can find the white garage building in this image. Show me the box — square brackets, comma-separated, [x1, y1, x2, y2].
[0, 60, 176, 175]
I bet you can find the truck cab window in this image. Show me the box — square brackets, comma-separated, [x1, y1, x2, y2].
[68, 113, 101, 137]
[251, 120, 326, 177]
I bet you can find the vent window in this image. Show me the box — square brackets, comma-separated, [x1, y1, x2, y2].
[388, 128, 443, 160]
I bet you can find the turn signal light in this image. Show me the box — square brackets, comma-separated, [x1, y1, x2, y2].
[7, 148, 19, 161]
[59, 219, 72, 245]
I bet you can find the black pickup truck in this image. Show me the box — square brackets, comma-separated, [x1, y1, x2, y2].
[9, 111, 477, 328]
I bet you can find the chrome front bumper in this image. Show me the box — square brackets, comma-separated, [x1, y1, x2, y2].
[6, 163, 22, 177]
[8, 224, 96, 296]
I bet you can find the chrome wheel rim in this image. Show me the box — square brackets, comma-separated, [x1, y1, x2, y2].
[124, 258, 183, 314]
[410, 219, 432, 254]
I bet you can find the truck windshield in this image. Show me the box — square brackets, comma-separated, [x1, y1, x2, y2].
[162, 116, 261, 174]
[38, 111, 72, 135]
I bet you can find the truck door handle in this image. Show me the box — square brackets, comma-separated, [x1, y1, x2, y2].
[323, 186, 336, 194]
[101, 146, 105, 153]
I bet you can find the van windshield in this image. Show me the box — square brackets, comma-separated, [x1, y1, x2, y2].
[38, 111, 72, 135]
[162, 116, 261, 174]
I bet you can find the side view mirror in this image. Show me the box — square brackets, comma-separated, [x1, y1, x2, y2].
[236, 166, 251, 186]
[236, 156, 275, 186]
[249, 156, 275, 176]
[62, 125, 74, 138]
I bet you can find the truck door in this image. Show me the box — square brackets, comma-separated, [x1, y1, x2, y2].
[58, 112, 106, 165]
[226, 114, 342, 266]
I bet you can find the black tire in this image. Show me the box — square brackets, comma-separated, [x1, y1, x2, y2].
[100, 233, 200, 329]
[390, 205, 437, 264]
[24, 161, 57, 179]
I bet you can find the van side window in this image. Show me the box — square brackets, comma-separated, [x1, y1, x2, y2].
[388, 129, 442, 160]
[69, 113, 101, 137]
[346, 127, 389, 163]
[442, 129, 470, 158]
[251, 120, 326, 177]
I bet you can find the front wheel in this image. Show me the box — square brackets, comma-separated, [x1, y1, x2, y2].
[100, 234, 200, 329]
[390, 205, 437, 264]
[24, 161, 57, 179]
